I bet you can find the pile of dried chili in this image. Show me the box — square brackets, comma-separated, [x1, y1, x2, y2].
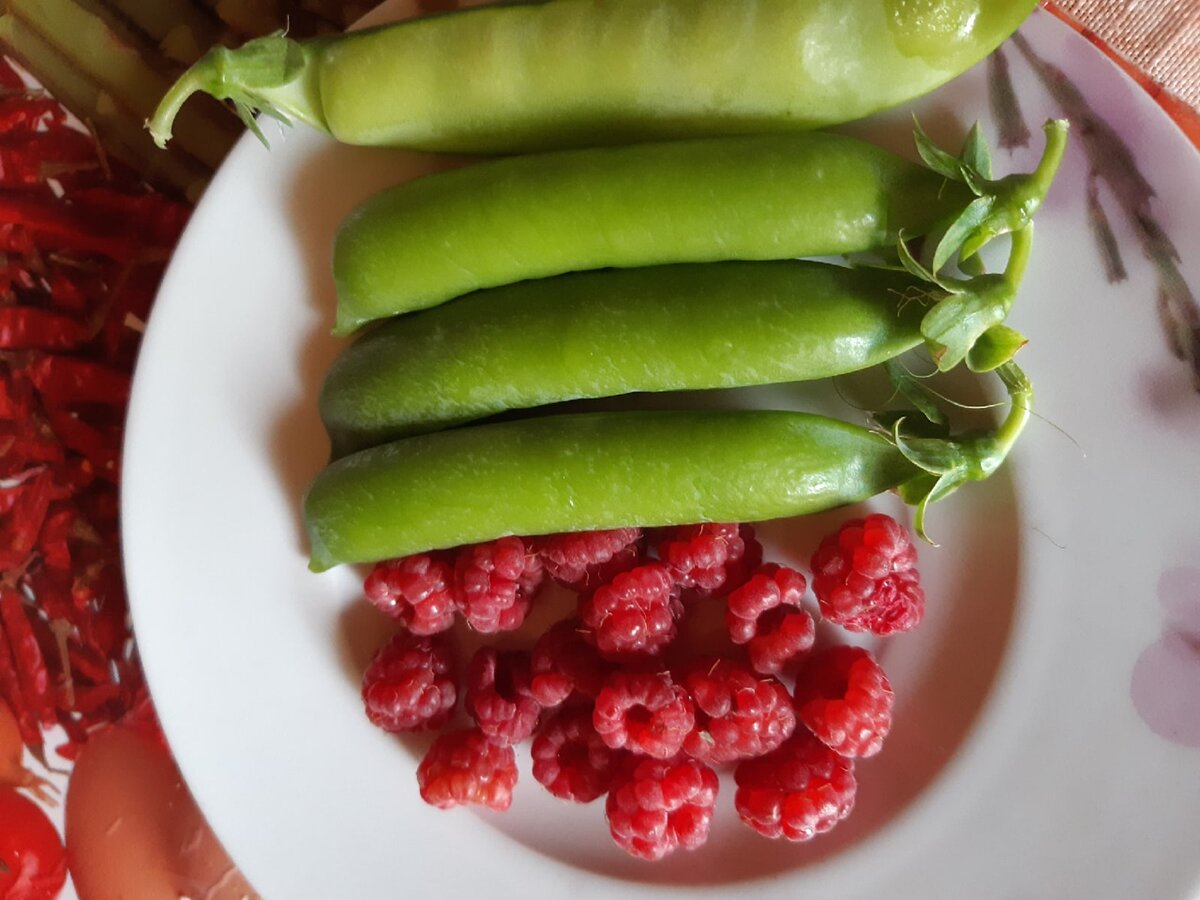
[0, 54, 189, 763]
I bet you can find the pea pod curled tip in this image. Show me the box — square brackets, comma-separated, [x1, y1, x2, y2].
[319, 260, 934, 456]
[148, 0, 1037, 153]
[303, 366, 1033, 570]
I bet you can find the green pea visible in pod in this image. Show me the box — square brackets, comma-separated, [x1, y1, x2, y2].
[320, 261, 931, 456]
[330, 133, 970, 333]
[149, 0, 1037, 154]
[303, 409, 920, 572]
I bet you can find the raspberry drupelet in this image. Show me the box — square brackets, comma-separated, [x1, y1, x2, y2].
[364, 552, 457, 635]
[455, 536, 545, 633]
[531, 706, 625, 803]
[464, 647, 543, 745]
[794, 645, 894, 758]
[417, 728, 519, 811]
[593, 670, 696, 759]
[537, 528, 643, 591]
[810, 514, 924, 635]
[361, 631, 457, 733]
[726, 564, 815, 675]
[733, 729, 856, 841]
[657, 523, 763, 599]
[530, 617, 613, 707]
[605, 755, 719, 860]
[681, 657, 796, 764]
[579, 562, 682, 659]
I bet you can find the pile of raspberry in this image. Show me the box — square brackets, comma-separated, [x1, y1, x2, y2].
[360, 513, 924, 861]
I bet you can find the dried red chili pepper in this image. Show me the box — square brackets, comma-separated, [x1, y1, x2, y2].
[0, 133, 97, 188]
[0, 96, 61, 133]
[28, 355, 130, 408]
[0, 260, 37, 298]
[0, 418, 66, 474]
[0, 306, 92, 350]
[35, 504, 75, 573]
[0, 467, 53, 570]
[41, 266, 95, 314]
[0, 196, 140, 261]
[0, 627, 40, 751]
[71, 187, 190, 247]
[0, 589, 55, 728]
[0, 223, 38, 258]
[45, 411, 118, 481]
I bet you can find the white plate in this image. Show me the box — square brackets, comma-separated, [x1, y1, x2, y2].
[122, 6, 1200, 898]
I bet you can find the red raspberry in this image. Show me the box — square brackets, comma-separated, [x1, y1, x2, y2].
[417, 728, 518, 811]
[531, 706, 624, 803]
[530, 618, 613, 707]
[606, 755, 719, 860]
[657, 523, 763, 599]
[455, 537, 544, 633]
[537, 528, 643, 591]
[810, 514, 924, 635]
[363, 552, 457, 635]
[593, 670, 695, 759]
[361, 631, 456, 732]
[794, 645, 893, 758]
[579, 563, 682, 659]
[681, 658, 796, 764]
[465, 647, 543, 745]
[726, 564, 816, 675]
[733, 730, 856, 841]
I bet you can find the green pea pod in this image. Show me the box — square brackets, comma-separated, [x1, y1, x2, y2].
[305, 409, 917, 571]
[329, 132, 974, 334]
[304, 363, 1032, 570]
[320, 260, 934, 456]
[148, 0, 1036, 153]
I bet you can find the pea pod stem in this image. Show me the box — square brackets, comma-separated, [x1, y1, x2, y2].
[149, 34, 328, 147]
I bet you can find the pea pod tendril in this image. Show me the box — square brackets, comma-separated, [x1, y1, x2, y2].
[889, 360, 1033, 543]
[916, 118, 1070, 270]
[897, 222, 1036, 372]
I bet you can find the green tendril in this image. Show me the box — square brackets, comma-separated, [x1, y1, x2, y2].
[887, 360, 1032, 543]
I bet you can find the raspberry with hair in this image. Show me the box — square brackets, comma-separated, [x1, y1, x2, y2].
[465, 647, 543, 745]
[361, 631, 456, 733]
[810, 514, 924, 635]
[455, 536, 544, 633]
[593, 670, 695, 759]
[726, 564, 815, 675]
[363, 552, 457, 635]
[530, 617, 612, 707]
[681, 658, 796, 764]
[531, 706, 624, 803]
[605, 755, 719, 860]
[794, 645, 893, 758]
[733, 730, 856, 841]
[537, 528, 643, 591]
[657, 523, 763, 599]
[579, 563, 682, 659]
[417, 728, 518, 811]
